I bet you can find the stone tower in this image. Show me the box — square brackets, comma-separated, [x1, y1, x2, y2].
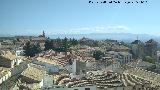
[42, 30, 45, 37]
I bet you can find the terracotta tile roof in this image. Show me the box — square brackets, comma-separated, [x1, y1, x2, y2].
[1, 51, 16, 60]
[36, 57, 58, 65]
[21, 66, 43, 81]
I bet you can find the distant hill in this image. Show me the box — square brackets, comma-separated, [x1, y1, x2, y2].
[1, 33, 160, 43]
[49, 33, 160, 43]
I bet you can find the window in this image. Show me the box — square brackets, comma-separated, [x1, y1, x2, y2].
[85, 88, 90, 90]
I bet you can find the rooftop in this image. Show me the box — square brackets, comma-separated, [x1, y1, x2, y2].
[0, 67, 10, 78]
[118, 52, 132, 56]
[1, 51, 17, 60]
[21, 66, 43, 82]
[36, 57, 58, 65]
[127, 60, 154, 69]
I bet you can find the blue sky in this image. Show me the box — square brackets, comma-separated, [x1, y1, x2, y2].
[0, 0, 160, 36]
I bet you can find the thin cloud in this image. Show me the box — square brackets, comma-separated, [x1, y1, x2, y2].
[64, 25, 131, 34]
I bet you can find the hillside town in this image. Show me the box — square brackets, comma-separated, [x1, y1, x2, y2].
[1, 31, 160, 90]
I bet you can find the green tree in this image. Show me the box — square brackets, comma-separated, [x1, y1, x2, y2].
[145, 39, 158, 57]
[93, 50, 104, 60]
[44, 39, 53, 50]
[23, 42, 41, 57]
[44, 37, 78, 52]
[34, 43, 41, 54]
[23, 42, 30, 56]
[143, 56, 155, 64]
[69, 38, 78, 46]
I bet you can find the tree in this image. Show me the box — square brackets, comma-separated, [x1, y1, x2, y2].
[131, 40, 145, 59]
[145, 39, 158, 57]
[44, 39, 53, 50]
[70, 38, 78, 46]
[63, 37, 68, 52]
[44, 37, 78, 52]
[58, 37, 70, 52]
[93, 50, 104, 60]
[23, 41, 41, 57]
[34, 43, 41, 54]
[143, 56, 155, 64]
[79, 37, 98, 47]
[23, 41, 32, 56]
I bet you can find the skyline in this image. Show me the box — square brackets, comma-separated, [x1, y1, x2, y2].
[0, 0, 160, 36]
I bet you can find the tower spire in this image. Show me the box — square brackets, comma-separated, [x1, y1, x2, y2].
[42, 30, 45, 37]
[137, 35, 139, 44]
[137, 35, 140, 59]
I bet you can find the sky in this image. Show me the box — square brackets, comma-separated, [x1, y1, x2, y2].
[0, 0, 160, 36]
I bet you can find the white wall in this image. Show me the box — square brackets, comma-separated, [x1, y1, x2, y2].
[66, 65, 72, 73]
[72, 59, 77, 74]
[11, 58, 23, 68]
[39, 79, 44, 88]
[0, 71, 11, 84]
[32, 60, 59, 73]
[16, 50, 24, 56]
[43, 74, 54, 87]
[0, 78, 2, 84]
[17, 58, 23, 65]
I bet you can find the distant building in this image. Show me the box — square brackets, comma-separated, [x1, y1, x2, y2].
[67, 59, 86, 75]
[38, 30, 45, 37]
[106, 51, 119, 59]
[0, 40, 14, 50]
[31, 31, 46, 50]
[106, 51, 132, 65]
[15, 36, 31, 46]
[118, 52, 132, 65]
